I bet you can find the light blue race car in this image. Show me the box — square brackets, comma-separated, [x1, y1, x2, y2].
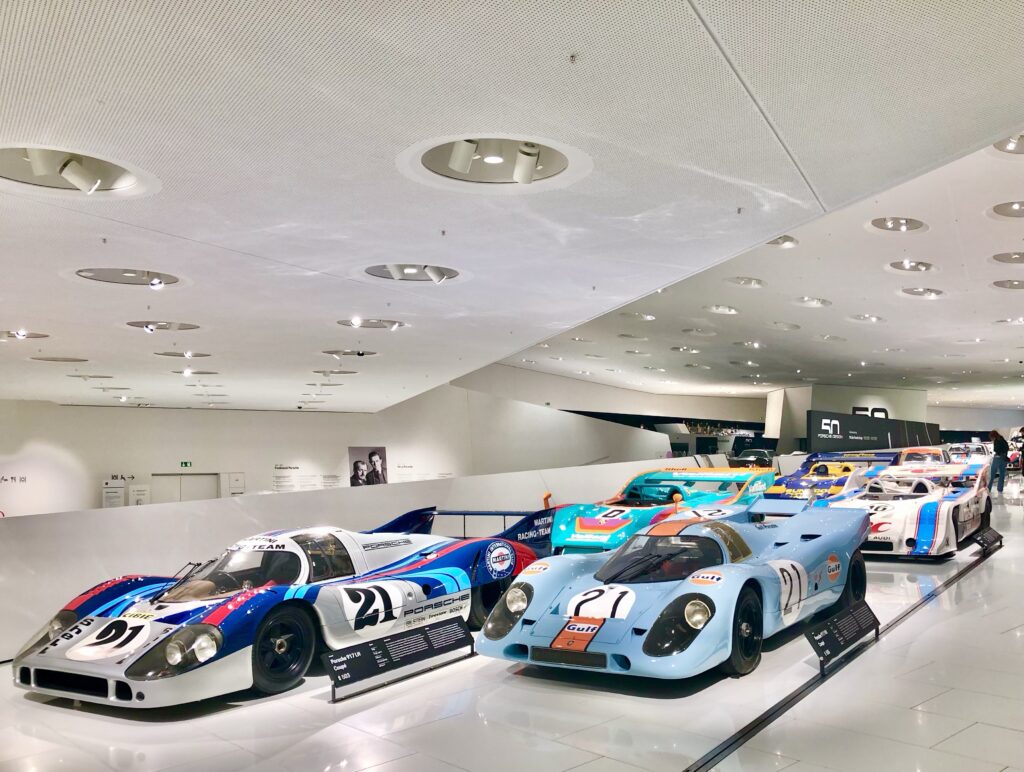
[478, 498, 869, 679]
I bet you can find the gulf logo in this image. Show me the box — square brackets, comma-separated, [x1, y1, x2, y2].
[565, 621, 600, 635]
[690, 570, 723, 586]
[522, 561, 550, 576]
[826, 553, 841, 582]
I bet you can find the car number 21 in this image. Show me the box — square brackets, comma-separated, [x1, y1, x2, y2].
[566, 585, 635, 619]
[767, 560, 809, 625]
[342, 584, 405, 636]
[67, 618, 151, 661]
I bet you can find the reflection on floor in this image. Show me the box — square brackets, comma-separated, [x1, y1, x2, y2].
[2, 486, 1021, 772]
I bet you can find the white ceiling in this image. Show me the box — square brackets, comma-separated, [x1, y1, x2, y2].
[510, 143, 1024, 410]
[2, 2, 1023, 411]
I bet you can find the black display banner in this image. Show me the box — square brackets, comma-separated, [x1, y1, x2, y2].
[807, 410, 941, 453]
[972, 526, 1003, 554]
[322, 616, 474, 688]
[804, 600, 880, 675]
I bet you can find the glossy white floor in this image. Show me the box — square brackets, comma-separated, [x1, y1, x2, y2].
[2, 487, 1020, 772]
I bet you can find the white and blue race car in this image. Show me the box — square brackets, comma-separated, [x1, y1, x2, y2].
[478, 499, 868, 679]
[12, 508, 551, 708]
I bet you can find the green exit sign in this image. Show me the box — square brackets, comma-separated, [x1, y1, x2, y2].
[180, 461, 192, 468]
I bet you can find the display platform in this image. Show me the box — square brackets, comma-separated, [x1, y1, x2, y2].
[3, 490, 1017, 772]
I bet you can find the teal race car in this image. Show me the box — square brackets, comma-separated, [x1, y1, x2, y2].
[551, 468, 775, 555]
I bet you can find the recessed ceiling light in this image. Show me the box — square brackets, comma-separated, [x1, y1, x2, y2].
[127, 320, 199, 332]
[848, 314, 885, 323]
[888, 259, 933, 272]
[625, 350, 650, 356]
[883, 347, 905, 353]
[0, 147, 155, 197]
[859, 361, 884, 367]
[67, 374, 112, 380]
[583, 353, 606, 359]
[337, 318, 407, 330]
[801, 377, 819, 381]
[618, 333, 648, 341]
[576, 370, 592, 375]
[365, 264, 458, 284]
[871, 217, 925, 232]
[995, 317, 1024, 325]
[994, 135, 1024, 154]
[954, 338, 984, 344]
[993, 252, 1024, 265]
[705, 305, 738, 315]
[683, 363, 711, 370]
[767, 235, 798, 248]
[993, 202, 1024, 218]
[155, 351, 210, 358]
[173, 369, 217, 376]
[794, 296, 831, 308]
[643, 366, 666, 372]
[521, 358, 536, 364]
[681, 328, 717, 337]
[536, 343, 551, 348]
[726, 276, 765, 288]
[421, 138, 568, 185]
[744, 360, 759, 367]
[30, 356, 88, 362]
[91, 386, 131, 391]
[817, 334, 847, 342]
[605, 368, 622, 373]
[570, 336, 592, 343]
[769, 321, 801, 331]
[549, 356, 563, 361]
[734, 341, 763, 349]
[312, 369, 357, 376]
[620, 312, 657, 321]
[76, 268, 179, 287]
[3, 329, 48, 340]
[994, 280, 1024, 290]
[323, 350, 377, 358]
[671, 346, 700, 354]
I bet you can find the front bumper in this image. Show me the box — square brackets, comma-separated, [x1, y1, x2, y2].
[12, 647, 253, 709]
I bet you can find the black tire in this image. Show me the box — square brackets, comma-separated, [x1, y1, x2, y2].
[838, 550, 867, 608]
[252, 605, 316, 694]
[467, 579, 510, 630]
[719, 585, 763, 677]
[982, 496, 992, 530]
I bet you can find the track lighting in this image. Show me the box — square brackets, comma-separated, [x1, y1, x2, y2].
[148, 276, 164, 290]
[25, 148, 57, 176]
[512, 142, 540, 184]
[478, 139, 504, 164]
[447, 139, 478, 173]
[58, 158, 102, 195]
[424, 265, 447, 284]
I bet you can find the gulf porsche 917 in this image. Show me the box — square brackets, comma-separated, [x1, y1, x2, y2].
[12, 507, 551, 708]
[551, 468, 774, 555]
[815, 464, 991, 558]
[766, 452, 897, 500]
[478, 498, 868, 679]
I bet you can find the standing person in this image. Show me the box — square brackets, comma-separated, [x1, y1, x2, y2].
[365, 450, 388, 485]
[349, 459, 368, 486]
[989, 429, 1009, 495]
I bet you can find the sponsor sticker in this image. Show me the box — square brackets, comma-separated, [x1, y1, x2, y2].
[566, 585, 636, 619]
[690, 570, 723, 586]
[826, 553, 841, 582]
[522, 561, 550, 576]
[551, 616, 604, 651]
[485, 541, 515, 579]
[67, 619, 151, 661]
[121, 610, 157, 621]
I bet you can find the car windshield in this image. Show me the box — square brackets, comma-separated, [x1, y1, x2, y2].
[903, 451, 943, 464]
[594, 534, 724, 584]
[161, 548, 302, 602]
[617, 482, 686, 507]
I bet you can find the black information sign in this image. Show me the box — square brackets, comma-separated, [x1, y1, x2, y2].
[807, 410, 941, 453]
[972, 526, 1003, 554]
[322, 616, 474, 690]
[804, 600, 880, 675]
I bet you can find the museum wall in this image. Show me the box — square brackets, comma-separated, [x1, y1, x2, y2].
[809, 384, 928, 422]
[452, 363, 767, 421]
[926, 405, 1024, 433]
[0, 386, 669, 516]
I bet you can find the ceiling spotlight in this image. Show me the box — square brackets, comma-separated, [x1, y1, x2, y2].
[889, 259, 933, 272]
[350, 316, 363, 328]
[119, 395, 127, 403]
[58, 158, 102, 195]
[331, 353, 341, 360]
[447, 139, 478, 173]
[767, 235, 798, 248]
[148, 276, 164, 290]
[512, 142, 540, 184]
[769, 321, 801, 331]
[402, 266, 419, 275]
[682, 328, 717, 337]
[995, 135, 1024, 154]
[478, 139, 504, 165]
[872, 217, 924, 232]
[385, 264, 404, 280]
[728, 276, 765, 288]
[570, 337, 591, 343]
[521, 358, 536, 364]
[818, 334, 847, 342]
[705, 304, 738, 315]
[994, 280, 1024, 290]
[902, 287, 944, 299]
[367, 264, 458, 283]
[993, 202, 1024, 218]
[182, 368, 193, 377]
[184, 351, 193, 358]
[388, 321, 401, 332]
[13, 328, 27, 340]
[424, 265, 447, 284]
[995, 317, 1024, 325]
[671, 346, 700, 354]
[143, 323, 156, 333]
[25, 147, 58, 176]
[795, 296, 832, 308]
[849, 314, 884, 323]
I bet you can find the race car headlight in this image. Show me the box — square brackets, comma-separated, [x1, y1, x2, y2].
[126, 624, 223, 680]
[483, 582, 533, 641]
[14, 609, 78, 661]
[643, 593, 716, 658]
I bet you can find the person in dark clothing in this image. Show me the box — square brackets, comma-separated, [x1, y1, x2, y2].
[365, 450, 387, 485]
[989, 429, 1009, 494]
[349, 459, 368, 487]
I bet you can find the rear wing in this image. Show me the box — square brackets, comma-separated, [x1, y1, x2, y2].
[870, 463, 986, 486]
[436, 508, 554, 557]
[806, 452, 900, 467]
[640, 467, 768, 485]
[363, 506, 437, 535]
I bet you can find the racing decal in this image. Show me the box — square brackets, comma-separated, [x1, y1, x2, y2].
[825, 554, 841, 582]
[690, 570, 723, 586]
[522, 561, 550, 576]
[768, 560, 809, 624]
[121, 610, 157, 621]
[870, 521, 893, 534]
[66, 618, 151, 661]
[598, 508, 630, 519]
[63, 576, 144, 612]
[234, 535, 288, 551]
[575, 516, 632, 534]
[705, 522, 753, 563]
[363, 538, 413, 551]
[867, 502, 894, 515]
[910, 501, 940, 556]
[648, 517, 704, 536]
[484, 541, 516, 579]
[551, 616, 604, 651]
[691, 508, 732, 519]
[341, 583, 405, 636]
[566, 585, 635, 619]
[201, 586, 271, 626]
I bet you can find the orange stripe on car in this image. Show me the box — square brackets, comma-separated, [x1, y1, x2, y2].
[551, 616, 605, 651]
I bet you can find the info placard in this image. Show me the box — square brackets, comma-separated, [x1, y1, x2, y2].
[804, 600, 880, 675]
[322, 616, 474, 689]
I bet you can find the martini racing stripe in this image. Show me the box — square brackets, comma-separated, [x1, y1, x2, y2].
[105, 583, 175, 617]
[63, 576, 144, 611]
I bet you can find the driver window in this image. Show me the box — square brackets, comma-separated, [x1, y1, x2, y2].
[297, 533, 355, 582]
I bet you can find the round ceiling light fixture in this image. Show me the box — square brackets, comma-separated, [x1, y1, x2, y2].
[618, 333, 648, 341]
[704, 304, 738, 315]
[726, 276, 765, 288]
[901, 287, 943, 299]
[155, 351, 210, 358]
[683, 363, 711, 369]
[127, 320, 200, 332]
[313, 369, 358, 376]
[871, 217, 925, 232]
[583, 353, 606, 359]
[66, 374, 112, 380]
[643, 366, 667, 373]
[994, 317, 1024, 325]
[172, 370, 217, 376]
[848, 314, 885, 323]
[682, 328, 717, 337]
[625, 349, 650, 356]
[766, 235, 798, 248]
[993, 252, 1024, 265]
[817, 334, 847, 342]
[888, 259, 933, 272]
[31, 356, 87, 362]
[0, 147, 159, 199]
[420, 138, 568, 185]
[734, 340, 763, 349]
[76, 268, 179, 288]
[993, 279, 1024, 290]
[992, 201, 1024, 218]
[671, 346, 700, 354]
[569, 336, 593, 343]
[620, 312, 657, 321]
[794, 296, 832, 308]
[365, 264, 458, 284]
[324, 349, 377, 359]
[769, 321, 801, 331]
[3, 329, 47, 340]
[338, 318, 407, 330]
[994, 135, 1024, 154]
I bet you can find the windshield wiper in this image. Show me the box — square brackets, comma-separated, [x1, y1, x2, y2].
[599, 552, 665, 583]
[155, 558, 215, 601]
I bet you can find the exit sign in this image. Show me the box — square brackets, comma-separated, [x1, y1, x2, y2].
[180, 461, 192, 468]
